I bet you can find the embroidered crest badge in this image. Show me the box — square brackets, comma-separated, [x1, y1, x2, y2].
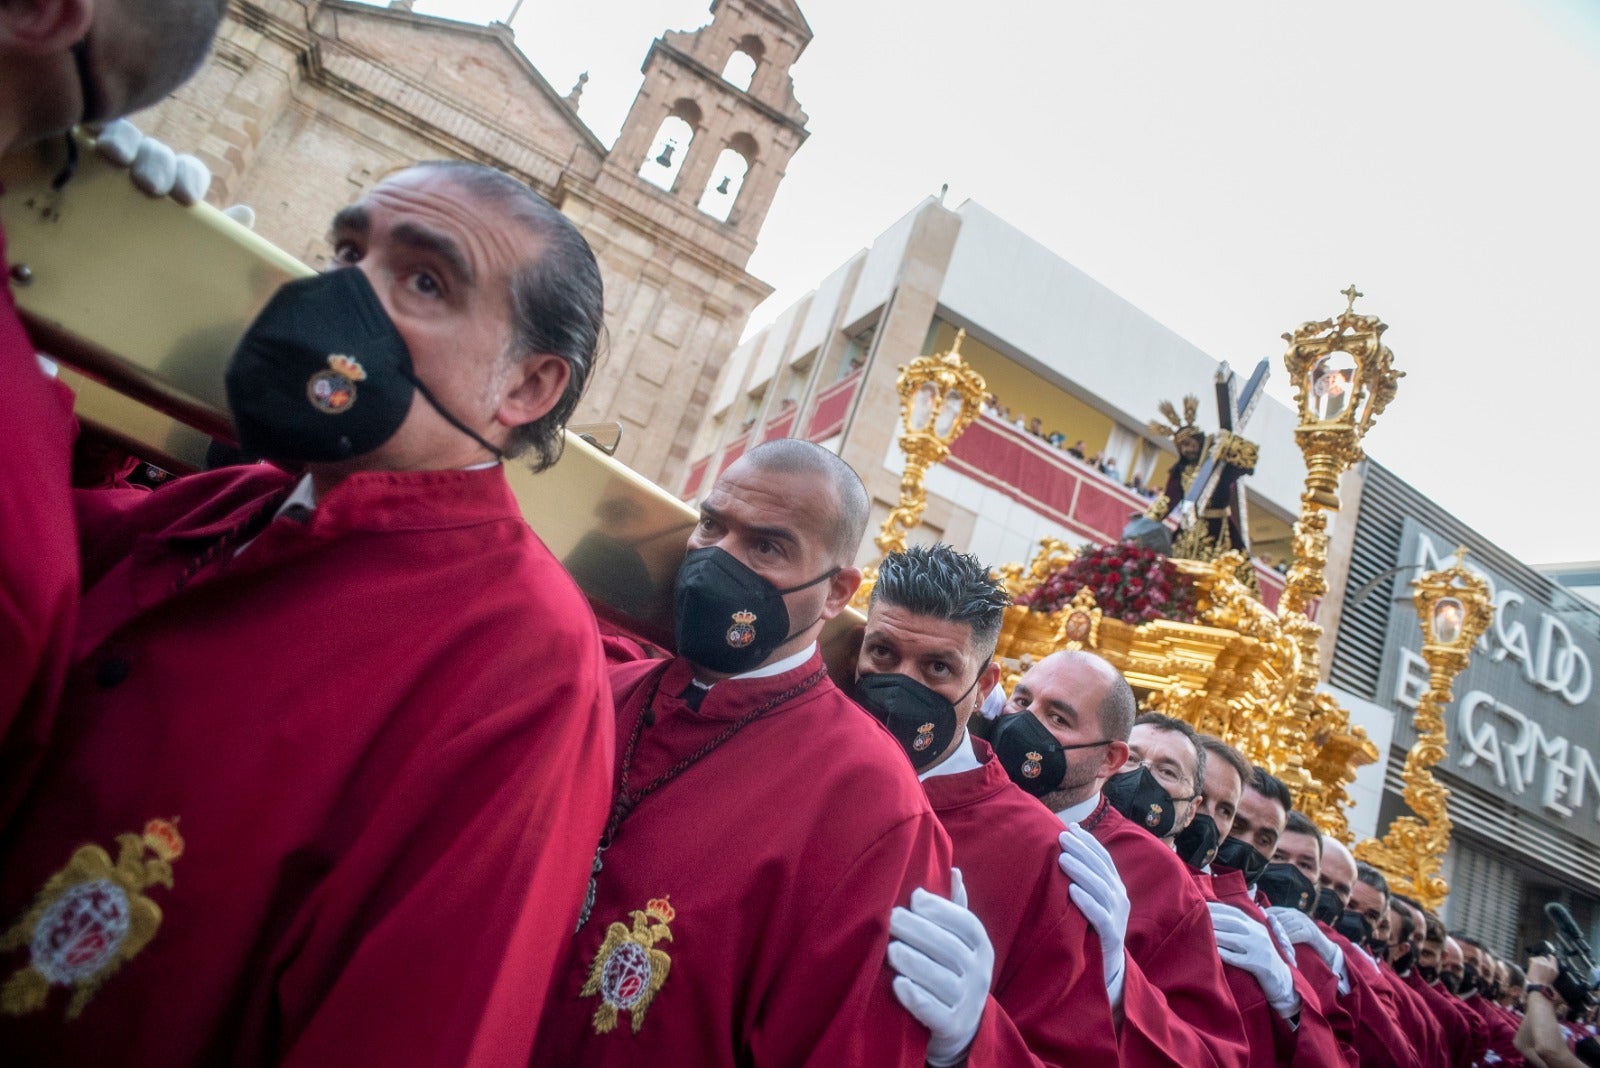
[912, 722, 936, 752]
[1021, 751, 1044, 779]
[725, 610, 757, 649]
[1144, 804, 1164, 828]
[0, 818, 184, 1020]
[306, 353, 367, 414]
[581, 897, 675, 1035]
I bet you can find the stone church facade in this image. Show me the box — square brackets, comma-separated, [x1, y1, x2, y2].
[135, 0, 811, 483]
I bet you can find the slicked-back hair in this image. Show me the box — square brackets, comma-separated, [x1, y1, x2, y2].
[1249, 766, 1293, 813]
[1133, 712, 1205, 795]
[1197, 735, 1251, 791]
[1423, 912, 1446, 944]
[1284, 810, 1322, 854]
[873, 545, 1011, 658]
[740, 439, 869, 562]
[407, 161, 604, 472]
[1355, 861, 1390, 903]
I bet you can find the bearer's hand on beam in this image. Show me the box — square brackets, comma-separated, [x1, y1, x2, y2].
[93, 119, 211, 206]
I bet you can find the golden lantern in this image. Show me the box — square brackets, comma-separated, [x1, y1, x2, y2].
[1276, 286, 1404, 837]
[1354, 549, 1493, 910]
[873, 328, 988, 558]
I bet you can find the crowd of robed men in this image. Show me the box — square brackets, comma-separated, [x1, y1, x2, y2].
[1, 2, 1592, 1066]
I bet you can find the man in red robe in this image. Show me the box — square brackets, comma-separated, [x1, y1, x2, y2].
[1454, 936, 1525, 1066]
[1262, 815, 1426, 1068]
[1407, 909, 1487, 1066]
[1377, 898, 1448, 1067]
[1002, 650, 1250, 1067]
[534, 440, 952, 1067]
[1189, 737, 1350, 1067]
[854, 544, 1119, 1067]
[0, 162, 614, 1066]
[0, 0, 229, 826]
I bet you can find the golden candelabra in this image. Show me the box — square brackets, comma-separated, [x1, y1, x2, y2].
[873, 329, 988, 557]
[1354, 551, 1493, 911]
[1274, 286, 1404, 839]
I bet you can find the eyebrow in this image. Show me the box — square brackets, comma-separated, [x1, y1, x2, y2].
[330, 204, 369, 237]
[700, 504, 799, 548]
[390, 221, 475, 286]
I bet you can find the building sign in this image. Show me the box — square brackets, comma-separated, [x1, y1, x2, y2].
[1380, 521, 1600, 843]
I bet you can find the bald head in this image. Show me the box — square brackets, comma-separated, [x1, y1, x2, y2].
[736, 439, 869, 562]
[1319, 835, 1357, 907]
[1029, 651, 1137, 741]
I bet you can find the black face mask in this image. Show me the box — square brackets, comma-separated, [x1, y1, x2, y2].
[1393, 945, 1416, 974]
[1440, 971, 1461, 995]
[855, 665, 985, 772]
[1102, 766, 1178, 839]
[1333, 909, 1372, 947]
[226, 268, 505, 465]
[1311, 885, 1343, 926]
[1416, 963, 1439, 984]
[1214, 836, 1269, 886]
[1175, 813, 1220, 870]
[672, 547, 835, 675]
[991, 713, 1110, 798]
[1457, 963, 1480, 997]
[1257, 862, 1315, 913]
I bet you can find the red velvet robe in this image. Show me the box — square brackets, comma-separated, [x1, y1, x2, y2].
[534, 653, 952, 1067]
[1376, 964, 1447, 1068]
[0, 464, 614, 1066]
[1083, 797, 1250, 1068]
[1461, 991, 1525, 1066]
[1406, 969, 1484, 1066]
[1305, 924, 1425, 1068]
[924, 739, 1118, 1068]
[1203, 868, 1349, 1067]
[0, 223, 78, 829]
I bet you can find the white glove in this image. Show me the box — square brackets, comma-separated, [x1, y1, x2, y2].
[1268, 906, 1350, 997]
[887, 868, 993, 1067]
[1209, 901, 1301, 1019]
[1058, 825, 1128, 1008]
[94, 119, 211, 206]
[1264, 910, 1296, 964]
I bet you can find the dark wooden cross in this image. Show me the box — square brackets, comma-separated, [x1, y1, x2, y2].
[1176, 358, 1270, 554]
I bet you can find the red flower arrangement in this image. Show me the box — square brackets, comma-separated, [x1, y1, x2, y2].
[1015, 543, 1199, 625]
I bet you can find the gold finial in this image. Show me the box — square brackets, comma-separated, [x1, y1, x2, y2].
[950, 327, 967, 359]
[1340, 284, 1363, 315]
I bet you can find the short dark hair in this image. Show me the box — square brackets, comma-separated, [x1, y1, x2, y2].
[741, 439, 869, 562]
[1283, 810, 1322, 854]
[1133, 712, 1205, 795]
[1454, 932, 1485, 952]
[110, 0, 230, 117]
[1390, 901, 1417, 942]
[1423, 912, 1446, 944]
[1504, 963, 1525, 987]
[1197, 735, 1251, 790]
[408, 161, 605, 472]
[872, 545, 1010, 658]
[1248, 767, 1293, 813]
[1355, 861, 1390, 903]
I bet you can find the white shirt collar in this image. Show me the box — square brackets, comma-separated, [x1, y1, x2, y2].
[690, 642, 820, 693]
[1056, 793, 1101, 827]
[274, 473, 319, 519]
[733, 641, 818, 681]
[918, 729, 981, 781]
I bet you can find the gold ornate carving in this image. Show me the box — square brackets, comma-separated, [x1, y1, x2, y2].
[873, 329, 988, 559]
[1354, 550, 1493, 910]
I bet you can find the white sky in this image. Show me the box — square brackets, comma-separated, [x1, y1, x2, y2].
[400, 0, 1597, 566]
